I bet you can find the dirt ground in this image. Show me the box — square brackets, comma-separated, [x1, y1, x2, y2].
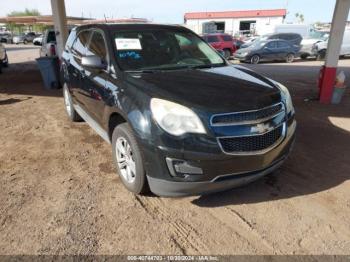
[0, 44, 350, 255]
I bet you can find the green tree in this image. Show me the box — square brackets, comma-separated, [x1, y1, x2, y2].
[295, 12, 305, 24]
[6, 8, 47, 34]
[8, 8, 40, 17]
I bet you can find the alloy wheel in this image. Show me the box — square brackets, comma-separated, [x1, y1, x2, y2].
[251, 55, 260, 64]
[116, 137, 136, 184]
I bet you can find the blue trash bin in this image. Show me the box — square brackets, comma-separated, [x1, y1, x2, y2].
[36, 57, 60, 89]
[331, 87, 346, 104]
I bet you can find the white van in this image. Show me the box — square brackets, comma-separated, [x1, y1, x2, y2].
[312, 29, 350, 60]
[274, 24, 312, 38]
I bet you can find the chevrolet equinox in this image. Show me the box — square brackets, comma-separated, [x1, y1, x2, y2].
[61, 24, 296, 197]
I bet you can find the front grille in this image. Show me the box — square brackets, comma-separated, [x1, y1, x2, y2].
[218, 125, 284, 154]
[211, 103, 283, 126]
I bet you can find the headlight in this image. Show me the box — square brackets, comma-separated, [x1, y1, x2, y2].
[150, 98, 206, 136]
[277, 83, 294, 114]
[241, 52, 248, 56]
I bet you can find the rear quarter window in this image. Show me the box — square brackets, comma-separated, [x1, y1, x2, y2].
[207, 36, 220, 43]
[65, 30, 77, 49]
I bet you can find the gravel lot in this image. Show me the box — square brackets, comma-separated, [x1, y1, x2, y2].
[0, 44, 350, 255]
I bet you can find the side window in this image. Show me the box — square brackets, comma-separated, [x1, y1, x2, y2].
[222, 35, 233, 41]
[47, 31, 56, 43]
[86, 31, 107, 62]
[65, 30, 76, 50]
[277, 41, 289, 48]
[207, 36, 219, 43]
[72, 30, 91, 57]
[266, 41, 277, 49]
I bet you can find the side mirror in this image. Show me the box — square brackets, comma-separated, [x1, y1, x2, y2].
[82, 55, 107, 71]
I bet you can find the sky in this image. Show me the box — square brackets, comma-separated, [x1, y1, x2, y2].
[0, 0, 341, 24]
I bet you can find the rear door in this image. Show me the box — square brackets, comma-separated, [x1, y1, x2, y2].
[276, 41, 290, 59]
[68, 30, 92, 108]
[81, 29, 109, 124]
[262, 41, 278, 61]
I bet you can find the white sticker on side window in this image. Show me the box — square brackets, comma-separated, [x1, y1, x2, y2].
[115, 38, 142, 50]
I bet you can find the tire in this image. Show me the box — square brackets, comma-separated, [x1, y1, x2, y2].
[3, 54, 8, 67]
[316, 50, 326, 61]
[250, 54, 260, 64]
[0, 63, 2, 74]
[112, 123, 149, 195]
[63, 83, 81, 122]
[286, 53, 294, 63]
[223, 49, 231, 59]
[300, 54, 308, 60]
[23, 39, 28, 45]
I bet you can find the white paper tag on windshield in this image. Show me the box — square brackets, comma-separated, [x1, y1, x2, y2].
[115, 38, 142, 50]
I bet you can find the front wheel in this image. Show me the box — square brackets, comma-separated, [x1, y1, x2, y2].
[286, 53, 295, 63]
[316, 50, 326, 61]
[112, 123, 149, 195]
[223, 49, 231, 59]
[250, 55, 260, 64]
[23, 39, 28, 44]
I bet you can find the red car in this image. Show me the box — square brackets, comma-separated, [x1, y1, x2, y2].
[202, 33, 237, 58]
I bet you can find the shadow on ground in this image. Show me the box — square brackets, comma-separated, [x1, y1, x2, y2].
[193, 63, 350, 207]
[0, 61, 61, 98]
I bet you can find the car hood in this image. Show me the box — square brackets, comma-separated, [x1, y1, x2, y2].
[125, 65, 281, 114]
[236, 46, 256, 54]
[301, 38, 323, 45]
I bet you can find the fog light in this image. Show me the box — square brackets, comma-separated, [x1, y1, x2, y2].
[166, 158, 203, 178]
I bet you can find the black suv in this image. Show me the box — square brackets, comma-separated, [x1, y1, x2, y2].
[61, 24, 296, 197]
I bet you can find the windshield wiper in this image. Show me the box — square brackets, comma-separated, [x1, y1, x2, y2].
[125, 69, 157, 73]
[187, 63, 226, 69]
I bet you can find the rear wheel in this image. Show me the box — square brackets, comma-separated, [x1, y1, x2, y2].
[223, 49, 231, 59]
[286, 53, 295, 63]
[23, 39, 28, 44]
[3, 54, 8, 67]
[63, 83, 81, 122]
[112, 123, 149, 195]
[250, 55, 260, 64]
[300, 54, 309, 60]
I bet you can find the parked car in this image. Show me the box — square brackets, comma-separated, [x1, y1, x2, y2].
[0, 43, 9, 73]
[241, 33, 302, 49]
[202, 33, 237, 58]
[33, 35, 43, 46]
[300, 31, 330, 59]
[61, 24, 296, 197]
[312, 29, 350, 60]
[40, 29, 57, 57]
[13, 32, 37, 44]
[233, 38, 245, 49]
[0, 33, 12, 43]
[235, 39, 300, 64]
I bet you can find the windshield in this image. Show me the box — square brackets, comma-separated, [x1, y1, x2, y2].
[309, 30, 329, 40]
[113, 28, 225, 71]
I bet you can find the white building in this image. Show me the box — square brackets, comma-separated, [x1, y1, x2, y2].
[184, 9, 286, 36]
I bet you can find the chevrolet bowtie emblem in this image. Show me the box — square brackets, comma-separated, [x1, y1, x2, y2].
[251, 123, 273, 134]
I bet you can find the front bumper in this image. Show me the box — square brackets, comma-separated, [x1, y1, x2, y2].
[147, 156, 287, 197]
[234, 53, 249, 61]
[141, 117, 296, 197]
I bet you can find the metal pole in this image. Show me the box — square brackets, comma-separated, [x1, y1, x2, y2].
[319, 0, 350, 103]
